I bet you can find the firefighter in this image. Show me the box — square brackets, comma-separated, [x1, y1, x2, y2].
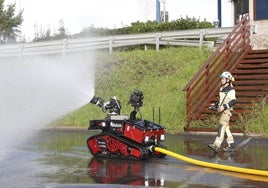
[208, 71, 237, 152]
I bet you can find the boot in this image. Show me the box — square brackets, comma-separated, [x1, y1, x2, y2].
[208, 143, 219, 152]
[223, 144, 235, 152]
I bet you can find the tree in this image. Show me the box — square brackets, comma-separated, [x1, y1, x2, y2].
[33, 20, 69, 41]
[0, 0, 23, 43]
[54, 19, 67, 39]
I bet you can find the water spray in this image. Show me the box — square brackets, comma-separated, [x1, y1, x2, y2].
[0, 53, 95, 160]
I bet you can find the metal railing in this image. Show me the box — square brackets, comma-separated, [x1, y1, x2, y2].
[0, 27, 233, 59]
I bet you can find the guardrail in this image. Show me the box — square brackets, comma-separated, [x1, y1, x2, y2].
[0, 27, 233, 59]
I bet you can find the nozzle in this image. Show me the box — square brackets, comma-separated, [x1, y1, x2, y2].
[90, 96, 104, 108]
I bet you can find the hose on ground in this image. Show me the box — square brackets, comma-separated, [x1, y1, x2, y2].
[154, 147, 268, 177]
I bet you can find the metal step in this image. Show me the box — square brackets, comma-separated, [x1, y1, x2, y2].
[236, 63, 268, 69]
[233, 69, 268, 74]
[234, 79, 268, 85]
[235, 74, 268, 79]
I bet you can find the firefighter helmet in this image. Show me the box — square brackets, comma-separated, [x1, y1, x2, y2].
[220, 71, 234, 81]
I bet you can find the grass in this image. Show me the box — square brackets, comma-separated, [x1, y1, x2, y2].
[244, 103, 268, 137]
[53, 47, 268, 136]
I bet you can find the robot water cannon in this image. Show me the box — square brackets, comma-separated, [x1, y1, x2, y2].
[90, 95, 121, 115]
[102, 96, 121, 115]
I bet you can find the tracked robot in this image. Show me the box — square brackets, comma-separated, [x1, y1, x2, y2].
[87, 90, 166, 160]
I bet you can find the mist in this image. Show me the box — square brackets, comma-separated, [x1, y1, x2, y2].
[0, 53, 95, 160]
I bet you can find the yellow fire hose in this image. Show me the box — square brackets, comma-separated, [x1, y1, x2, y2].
[154, 147, 268, 177]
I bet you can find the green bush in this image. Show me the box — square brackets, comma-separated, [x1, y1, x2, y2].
[76, 16, 214, 38]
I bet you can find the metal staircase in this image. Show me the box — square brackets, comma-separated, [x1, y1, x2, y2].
[183, 14, 268, 132]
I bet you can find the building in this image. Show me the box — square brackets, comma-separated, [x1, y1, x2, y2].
[248, 0, 268, 49]
[220, 0, 268, 49]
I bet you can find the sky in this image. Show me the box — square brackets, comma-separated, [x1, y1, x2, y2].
[4, 0, 218, 42]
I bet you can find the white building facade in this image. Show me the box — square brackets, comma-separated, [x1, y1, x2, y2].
[220, 0, 268, 49]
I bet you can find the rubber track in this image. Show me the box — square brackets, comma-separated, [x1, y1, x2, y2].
[87, 132, 150, 160]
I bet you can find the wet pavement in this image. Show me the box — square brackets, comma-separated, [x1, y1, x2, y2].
[0, 128, 268, 188]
